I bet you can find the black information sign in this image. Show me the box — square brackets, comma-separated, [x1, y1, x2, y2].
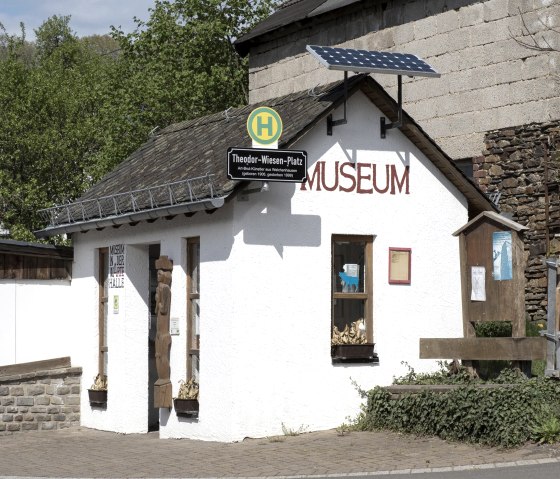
[227, 147, 307, 183]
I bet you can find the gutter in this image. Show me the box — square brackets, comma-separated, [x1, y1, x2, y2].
[34, 197, 226, 238]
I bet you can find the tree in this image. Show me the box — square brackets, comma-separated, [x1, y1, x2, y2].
[0, 1, 279, 242]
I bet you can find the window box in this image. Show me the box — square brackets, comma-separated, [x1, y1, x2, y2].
[174, 398, 199, 417]
[331, 343, 378, 363]
[88, 389, 107, 406]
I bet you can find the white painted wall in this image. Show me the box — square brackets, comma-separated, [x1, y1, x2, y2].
[0, 279, 74, 366]
[72, 92, 468, 441]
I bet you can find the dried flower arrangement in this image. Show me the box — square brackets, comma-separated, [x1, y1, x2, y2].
[90, 374, 108, 391]
[176, 378, 199, 400]
[331, 319, 366, 345]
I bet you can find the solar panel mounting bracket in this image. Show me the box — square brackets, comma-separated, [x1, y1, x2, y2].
[327, 71, 348, 136]
[380, 74, 403, 139]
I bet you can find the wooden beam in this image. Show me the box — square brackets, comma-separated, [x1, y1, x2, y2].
[420, 337, 546, 360]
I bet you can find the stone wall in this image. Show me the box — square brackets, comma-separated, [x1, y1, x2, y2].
[246, 0, 560, 159]
[0, 362, 82, 434]
[473, 120, 560, 323]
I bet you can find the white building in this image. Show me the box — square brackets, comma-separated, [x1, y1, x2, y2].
[35, 75, 494, 441]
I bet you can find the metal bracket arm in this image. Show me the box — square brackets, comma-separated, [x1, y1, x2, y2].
[380, 75, 403, 138]
[327, 71, 348, 136]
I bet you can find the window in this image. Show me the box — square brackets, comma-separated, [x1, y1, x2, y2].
[98, 248, 109, 377]
[331, 235, 376, 362]
[186, 238, 200, 383]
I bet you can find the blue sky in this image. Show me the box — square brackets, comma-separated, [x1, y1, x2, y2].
[0, 0, 157, 40]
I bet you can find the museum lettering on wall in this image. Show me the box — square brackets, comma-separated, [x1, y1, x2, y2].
[300, 161, 410, 194]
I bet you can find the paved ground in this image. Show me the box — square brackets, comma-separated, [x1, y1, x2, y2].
[1, 427, 560, 478]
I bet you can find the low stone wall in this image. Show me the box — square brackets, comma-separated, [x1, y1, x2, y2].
[0, 358, 82, 434]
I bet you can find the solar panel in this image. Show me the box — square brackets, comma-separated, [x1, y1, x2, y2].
[306, 45, 440, 78]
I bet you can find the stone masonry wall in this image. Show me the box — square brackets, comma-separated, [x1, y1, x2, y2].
[0, 366, 82, 434]
[473, 120, 560, 323]
[247, 0, 560, 160]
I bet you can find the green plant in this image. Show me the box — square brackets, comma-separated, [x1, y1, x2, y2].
[474, 321, 512, 337]
[531, 405, 560, 444]
[281, 422, 308, 436]
[355, 371, 560, 447]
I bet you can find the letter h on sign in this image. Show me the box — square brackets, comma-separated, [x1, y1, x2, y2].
[257, 114, 274, 137]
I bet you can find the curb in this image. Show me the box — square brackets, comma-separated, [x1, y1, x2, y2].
[2, 457, 560, 479]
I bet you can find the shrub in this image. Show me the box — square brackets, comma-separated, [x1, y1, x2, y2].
[356, 365, 560, 447]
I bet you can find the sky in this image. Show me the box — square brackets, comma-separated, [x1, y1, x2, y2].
[0, 0, 157, 40]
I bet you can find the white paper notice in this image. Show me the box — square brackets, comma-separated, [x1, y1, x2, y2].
[471, 266, 486, 301]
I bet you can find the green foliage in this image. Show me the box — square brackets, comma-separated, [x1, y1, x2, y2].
[356, 367, 560, 447]
[393, 361, 478, 385]
[0, 1, 279, 241]
[473, 321, 512, 337]
[531, 405, 560, 444]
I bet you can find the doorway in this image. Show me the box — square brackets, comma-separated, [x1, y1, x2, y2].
[148, 244, 160, 431]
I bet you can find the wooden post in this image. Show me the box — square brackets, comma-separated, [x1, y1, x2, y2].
[154, 256, 173, 408]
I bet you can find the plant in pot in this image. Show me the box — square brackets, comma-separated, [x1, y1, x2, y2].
[88, 374, 108, 406]
[331, 319, 377, 362]
[174, 378, 199, 417]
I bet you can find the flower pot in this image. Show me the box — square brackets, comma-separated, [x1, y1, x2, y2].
[174, 398, 199, 417]
[331, 343, 378, 363]
[88, 389, 107, 406]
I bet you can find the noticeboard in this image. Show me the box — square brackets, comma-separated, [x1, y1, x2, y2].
[227, 147, 307, 183]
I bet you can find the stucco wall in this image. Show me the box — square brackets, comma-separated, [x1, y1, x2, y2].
[247, 0, 560, 159]
[72, 93, 469, 441]
[0, 280, 74, 366]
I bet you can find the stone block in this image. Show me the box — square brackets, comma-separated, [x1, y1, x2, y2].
[0, 386, 8, 396]
[7, 406, 17, 413]
[62, 407, 74, 414]
[14, 414, 23, 422]
[484, 0, 510, 22]
[0, 406, 3, 413]
[68, 414, 80, 422]
[7, 423, 20, 431]
[2, 414, 13, 422]
[53, 414, 66, 421]
[23, 414, 34, 421]
[10, 386, 24, 396]
[413, 16, 437, 41]
[27, 385, 45, 396]
[70, 386, 80, 394]
[50, 396, 63, 405]
[47, 406, 60, 414]
[56, 386, 71, 395]
[1, 397, 14, 406]
[64, 376, 81, 386]
[22, 423, 38, 431]
[35, 414, 51, 422]
[16, 397, 34, 407]
[36, 397, 50, 406]
[30, 406, 47, 413]
[393, 25, 414, 45]
[0, 424, 5, 432]
[59, 422, 72, 429]
[64, 396, 80, 406]
[459, 3, 484, 27]
[437, 10, 459, 34]
[41, 422, 56, 430]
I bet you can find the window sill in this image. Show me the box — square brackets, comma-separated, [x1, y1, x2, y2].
[331, 343, 378, 363]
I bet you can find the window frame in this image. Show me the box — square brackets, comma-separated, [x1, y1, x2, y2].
[98, 248, 109, 377]
[331, 234, 374, 345]
[186, 237, 200, 382]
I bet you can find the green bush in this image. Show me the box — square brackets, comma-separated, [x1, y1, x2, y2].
[356, 365, 560, 447]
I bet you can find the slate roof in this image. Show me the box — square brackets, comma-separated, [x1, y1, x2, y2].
[235, 0, 362, 56]
[35, 74, 495, 238]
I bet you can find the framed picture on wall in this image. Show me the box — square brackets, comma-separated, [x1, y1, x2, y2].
[388, 247, 411, 284]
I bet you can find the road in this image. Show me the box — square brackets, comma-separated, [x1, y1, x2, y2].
[326, 461, 560, 479]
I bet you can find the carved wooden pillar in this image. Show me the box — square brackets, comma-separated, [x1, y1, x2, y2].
[154, 256, 173, 408]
